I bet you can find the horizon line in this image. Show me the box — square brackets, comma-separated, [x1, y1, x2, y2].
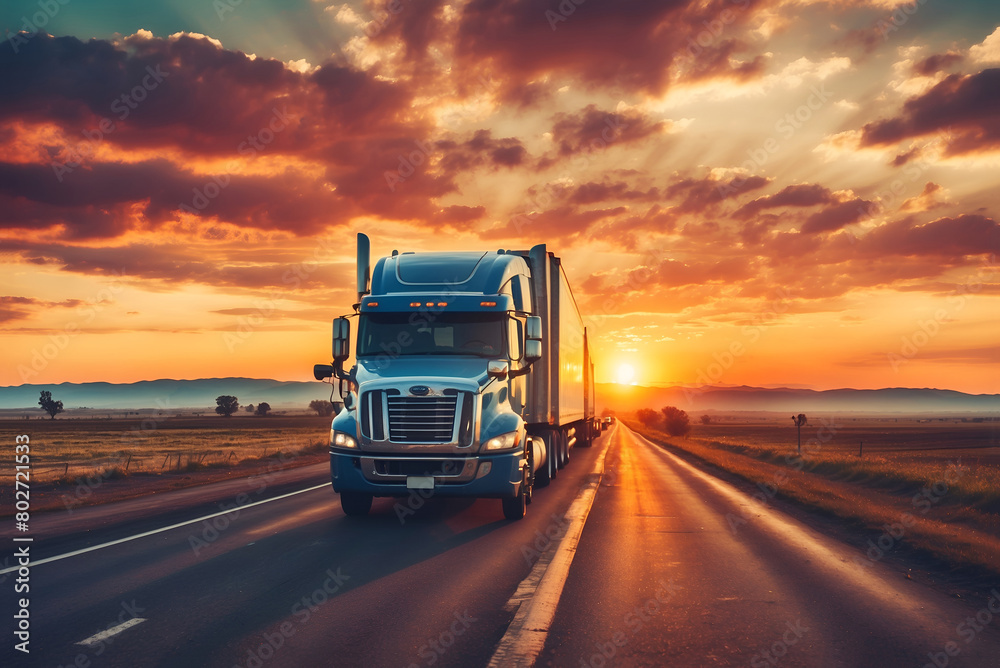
[2, 377, 998, 396]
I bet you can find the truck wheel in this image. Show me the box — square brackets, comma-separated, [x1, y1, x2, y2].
[533, 430, 556, 487]
[535, 449, 551, 487]
[502, 470, 528, 520]
[578, 422, 593, 448]
[549, 432, 560, 478]
[340, 492, 372, 516]
[556, 430, 568, 469]
[525, 447, 534, 505]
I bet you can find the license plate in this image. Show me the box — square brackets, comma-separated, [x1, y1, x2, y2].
[406, 476, 434, 490]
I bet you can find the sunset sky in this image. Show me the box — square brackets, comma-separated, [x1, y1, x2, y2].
[1, 0, 998, 393]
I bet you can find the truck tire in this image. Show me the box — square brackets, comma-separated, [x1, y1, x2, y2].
[556, 430, 568, 469]
[340, 491, 373, 516]
[525, 445, 534, 506]
[578, 421, 593, 448]
[535, 462, 551, 487]
[535, 447, 552, 487]
[534, 430, 557, 486]
[548, 431, 560, 478]
[502, 468, 528, 520]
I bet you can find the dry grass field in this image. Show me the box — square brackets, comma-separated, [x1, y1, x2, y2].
[0, 412, 333, 484]
[683, 415, 1000, 510]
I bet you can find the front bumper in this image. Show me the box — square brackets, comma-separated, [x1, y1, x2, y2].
[330, 448, 524, 498]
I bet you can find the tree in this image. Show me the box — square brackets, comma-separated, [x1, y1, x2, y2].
[255, 402, 271, 417]
[215, 395, 239, 417]
[309, 399, 335, 416]
[792, 414, 808, 454]
[245, 404, 255, 413]
[700, 414, 712, 425]
[38, 390, 63, 419]
[601, 408, 616, 418]
[661, 406, 691, 437]
[636, 408, 659, 427]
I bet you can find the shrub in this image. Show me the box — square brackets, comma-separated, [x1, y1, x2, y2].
[661, 406, 691, 437]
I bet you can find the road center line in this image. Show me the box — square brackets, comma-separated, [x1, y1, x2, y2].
[0, 483, 330, 574]
[488, 424, 615, 667]
[76, 618, 147, 647]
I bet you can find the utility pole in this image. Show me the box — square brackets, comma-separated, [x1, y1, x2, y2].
[792, 414, 807, 455]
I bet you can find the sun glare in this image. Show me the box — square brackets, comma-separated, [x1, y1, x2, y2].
[616, 363, 636, 385]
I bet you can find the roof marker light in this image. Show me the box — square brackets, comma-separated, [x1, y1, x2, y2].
[410, 302, 422, 307]
[480, 301, 497, 307]
[437, 302, 447, 307]
[367, 301, 379, 307]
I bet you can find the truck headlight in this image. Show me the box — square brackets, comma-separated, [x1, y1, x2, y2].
[332, 431, 357, 449]
[484, 431, 520, 451]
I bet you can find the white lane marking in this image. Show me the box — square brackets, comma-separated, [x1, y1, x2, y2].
[76, 617, 146, 646]
[488, 424, 616, 668]
[0, 483, 330, 574]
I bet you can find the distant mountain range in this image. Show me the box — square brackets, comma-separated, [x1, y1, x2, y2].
[0, 378, 997, 414]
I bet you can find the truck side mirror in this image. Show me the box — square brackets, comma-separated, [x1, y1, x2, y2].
[488, 361, 509, 380]
[521, 316, 542, 367]
[314, 364, 334, 381]
[525, 316, 542, 342]
[510, 317, 542, 378]
[333, 317, 351, 362]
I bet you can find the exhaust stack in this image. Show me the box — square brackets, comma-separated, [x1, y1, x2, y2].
[356, 233, 371, 304]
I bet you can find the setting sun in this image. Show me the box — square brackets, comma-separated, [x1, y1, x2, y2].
[616, 363, 636, 386]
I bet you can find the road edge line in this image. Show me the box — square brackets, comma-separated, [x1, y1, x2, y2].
[487, 424, 615, 667]
[75, 617, 147, 647]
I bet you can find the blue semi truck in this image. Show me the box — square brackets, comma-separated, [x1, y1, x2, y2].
[313, 234, 597, 520]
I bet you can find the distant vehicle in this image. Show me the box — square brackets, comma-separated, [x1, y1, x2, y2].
[602, 416, 614, 430]
[314, 234, 598, 520]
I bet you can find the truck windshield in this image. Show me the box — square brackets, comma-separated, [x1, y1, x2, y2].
[357, 312, 506, 358]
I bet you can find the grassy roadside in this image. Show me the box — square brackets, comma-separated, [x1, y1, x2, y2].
[690, 429, 1000, 513]
[0, 415, 333, 483]
[1, 446, 330, 516]
[626, 420, 1000, 579]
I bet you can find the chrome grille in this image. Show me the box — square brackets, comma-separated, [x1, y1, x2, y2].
[387, 395, 458, 443]
[360, 390, 386, 441]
